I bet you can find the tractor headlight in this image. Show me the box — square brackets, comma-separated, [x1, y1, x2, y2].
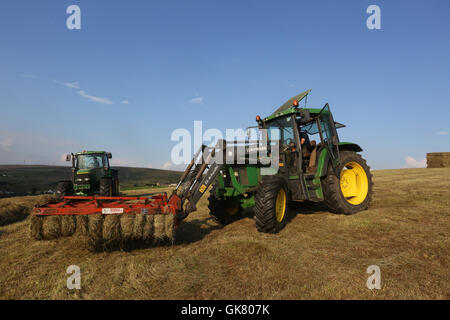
[84, 177, 90, 181]
[76, 178, 83, 182]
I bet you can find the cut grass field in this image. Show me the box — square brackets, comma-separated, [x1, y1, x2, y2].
[0, 168, 448, 299]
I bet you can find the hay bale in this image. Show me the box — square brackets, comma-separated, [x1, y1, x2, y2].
[132, 214, 146, 241]
[42, 216, 62, 240]
[143, 215, 154, 241]
[103, 215, 121, 249]
[87, 215, 104, 250]
[153, 214, 166, 240]
[164, 214, 175, 241]
[61, 216, 77, 237]
[427, 152, 450, 168]
[120, 214, 135, 242]
[74, 216, 89, 237]
[29, 215, 43, 240]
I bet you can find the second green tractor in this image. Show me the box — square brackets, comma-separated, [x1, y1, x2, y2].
[56, 151, 120, 199]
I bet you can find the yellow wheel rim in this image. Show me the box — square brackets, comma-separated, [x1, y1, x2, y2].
[225, 203, 239, 216]
[340, 162, 369, 205]
[275, 188, 287, 222]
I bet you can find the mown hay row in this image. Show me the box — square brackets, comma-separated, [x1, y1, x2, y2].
[0, 195, 57, 226]
[0, 203, 30, 226]
[29, 213, 176, 251]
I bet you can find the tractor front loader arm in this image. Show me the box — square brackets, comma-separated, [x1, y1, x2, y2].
[170, 141, 225, 220]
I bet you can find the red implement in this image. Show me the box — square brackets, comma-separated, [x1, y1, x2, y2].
[33, 193, 182, 219]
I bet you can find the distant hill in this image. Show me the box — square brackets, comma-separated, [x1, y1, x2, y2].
[0, 165, 182, 196]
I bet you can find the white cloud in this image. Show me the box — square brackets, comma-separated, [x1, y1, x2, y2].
[160, 161, 185, 171]
[121, 100, 130, 104]
[404, 156, 426, 168]
[0, 135, 14, 151]
[188, 96, 204, 104]
[62, 81, 80, 89]
[162, 161, 173, 169]
[78, 90, 114, 105]
[60, 153, 70, 162]
[436, 131, 449, 135]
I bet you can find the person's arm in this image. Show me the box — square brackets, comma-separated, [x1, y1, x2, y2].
[299, 132, 307, 145]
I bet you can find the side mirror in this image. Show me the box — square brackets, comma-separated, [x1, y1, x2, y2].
[107, 153, 112, 159]
[299, 109, 311, 125]
[65, 154, 71, 162]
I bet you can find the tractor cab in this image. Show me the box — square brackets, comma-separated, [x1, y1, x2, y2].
[63, 151, 118, 196]
[260, 91, 343, 177]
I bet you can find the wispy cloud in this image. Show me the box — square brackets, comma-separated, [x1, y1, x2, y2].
[121, 100, 130, 104]
[404, 156, 426, 168]
[188, 96, 204, 104]
[63, 81, 80, 89]
[0, 130, 79, 165]
[54, 80, 80, 89]
[436, 128, 450, 135]
[78, 90, 114, 105]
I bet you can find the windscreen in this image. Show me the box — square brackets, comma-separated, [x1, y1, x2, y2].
[76, 154, 105, 169]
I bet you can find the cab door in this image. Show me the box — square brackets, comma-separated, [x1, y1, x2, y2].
[318, 104, 340, 168]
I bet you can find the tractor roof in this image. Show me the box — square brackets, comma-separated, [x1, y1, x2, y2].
[75, 151, 107, 155]
[263, 89, 329, 122]
[263, 107, 324, 122]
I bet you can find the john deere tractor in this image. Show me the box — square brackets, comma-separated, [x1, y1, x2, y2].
[174, 89, 374, 233]
[56, 151, 120, 199]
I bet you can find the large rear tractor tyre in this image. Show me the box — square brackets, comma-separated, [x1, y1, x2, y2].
[322, 151, 373, 215]
[100, 178, 113, 197]
[254, 176, 289, 233]
[56, 180, 73, 201]
[208, 184, 242, 225]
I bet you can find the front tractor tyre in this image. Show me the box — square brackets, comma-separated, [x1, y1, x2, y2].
[56, 180, 73, 200]
[254, 176, 289, 233]
[322, 151, 373, 215]
[208, 184, 242, 225]
[100, 178, 113, 197]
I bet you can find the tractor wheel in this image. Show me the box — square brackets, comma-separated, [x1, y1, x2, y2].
[100, 178, 113, 197]
[254, 176, 289, 233]
[208, 184, 241, 225]
[322, 151, 373, 215]
[112, 178, 120, 196]
[56, 180, 72, 200]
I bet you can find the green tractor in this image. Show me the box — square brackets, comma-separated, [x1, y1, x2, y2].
[175, 90, 374, 233]
[56, 151, 120, 199]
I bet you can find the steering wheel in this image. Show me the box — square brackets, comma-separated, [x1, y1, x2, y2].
[283, 138, 294, 151]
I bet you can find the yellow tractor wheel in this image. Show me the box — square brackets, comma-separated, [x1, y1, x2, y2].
[322, 151, 373, 215]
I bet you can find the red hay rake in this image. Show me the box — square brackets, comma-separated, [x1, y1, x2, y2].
[33, 193, 182, 221]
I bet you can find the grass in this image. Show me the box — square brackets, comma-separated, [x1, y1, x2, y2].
[0, 168, 448, 299]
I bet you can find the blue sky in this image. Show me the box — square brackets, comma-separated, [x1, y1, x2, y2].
[0, 0, 449, 170]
